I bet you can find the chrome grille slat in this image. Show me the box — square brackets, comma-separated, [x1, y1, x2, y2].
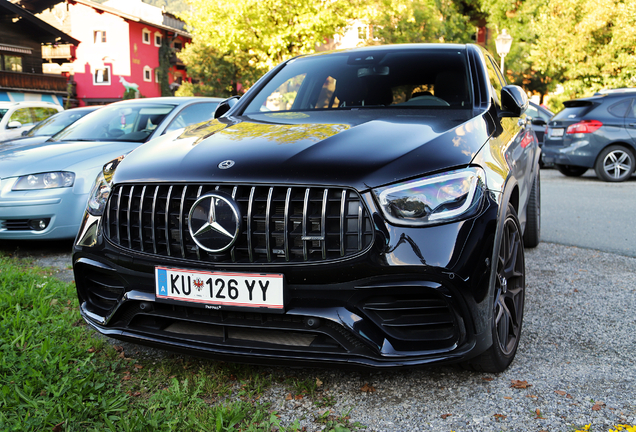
[179, 186, 188, 258]
[139, 186, 146, 252]
[265, 187, 274, 263]
[247, 187, 255, 263]
[151, 187, 158, 254]
[165, 186, 173, 256]
[127, 185, 134, 249]
[284, 188, 291, 262]
[106, 183, 374, 264]
[302, 188, 310, 261]
[339, 189, 346, 257]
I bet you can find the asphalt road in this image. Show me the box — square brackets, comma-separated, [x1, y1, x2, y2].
[541, 167, 636, 257]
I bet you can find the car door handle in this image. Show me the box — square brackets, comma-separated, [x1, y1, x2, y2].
[629, 123, 636, 127]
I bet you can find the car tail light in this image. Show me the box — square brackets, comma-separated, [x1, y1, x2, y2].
[566, 120, 603, 134]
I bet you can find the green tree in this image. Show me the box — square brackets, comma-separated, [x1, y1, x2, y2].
[179, 0, 355, 97]
[529, 0, 636, 98]
[362, 0, 475, 45]
[479, 0, 554, 102]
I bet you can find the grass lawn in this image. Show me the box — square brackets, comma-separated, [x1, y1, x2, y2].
[0, 254, 358, 432]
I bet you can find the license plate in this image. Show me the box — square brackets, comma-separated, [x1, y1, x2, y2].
[550, 128, 564, 138]
[155, 267, 284, 310]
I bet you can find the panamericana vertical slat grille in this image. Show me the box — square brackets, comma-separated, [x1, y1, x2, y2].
[105, 184, 374, 264]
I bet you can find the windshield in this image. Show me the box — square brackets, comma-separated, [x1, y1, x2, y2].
[244, 48, 472, 114]
[26, 108, 97, 137]
[52, 103, 175, 142]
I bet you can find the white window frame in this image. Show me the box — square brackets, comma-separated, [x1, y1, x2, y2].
[142, 28, 151, 45]
[155, 69, 160, 83]
[143, 66, 152, 82]
[93, 65, 111, 86]
[154, 32, 162, 47]
[94, 30, 107, 44]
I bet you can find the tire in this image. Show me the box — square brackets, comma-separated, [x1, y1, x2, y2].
[556, 164, 588, 177]
[594, 145, 635, 182]
[523, 171, 541, 248]
[462, 204, 525, 373]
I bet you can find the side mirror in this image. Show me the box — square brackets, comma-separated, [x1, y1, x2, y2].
[7, 121, 22, 129]
[531, 117, 547, 126]
[499, 85, 528, 117]
[213, 95, 241, 119]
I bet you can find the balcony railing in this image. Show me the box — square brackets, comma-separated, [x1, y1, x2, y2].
[0, 71, 67, 93]
[42, 44, 76, 61]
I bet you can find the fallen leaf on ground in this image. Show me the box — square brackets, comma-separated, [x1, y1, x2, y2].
[510, 380, 532, 389]
[482, 377, 494, 381]
[504, 396, 512, 400]
[555, 390, 567, 396]
[592, 402, 605, 411]
[360, 383, 376, 393]
[316, 378, 323, 387]
[494, 414, 507, 420]
[441, 414, 452, 419]
[285, 393, 293, 401]
[535, 408, 545, 419]
[295, 394, 303, 400]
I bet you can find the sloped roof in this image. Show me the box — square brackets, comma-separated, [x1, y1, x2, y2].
[1, 0, 80, 45]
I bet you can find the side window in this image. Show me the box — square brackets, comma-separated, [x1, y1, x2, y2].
[609, 99, 633, 118]
[163, 102, 219, 134]
[32, 107, 59, 123]
[629, 99, 636, 119]
[484, 55, 504, 107]
[259, 74, 307, 112]
[9, 108, 33, 126]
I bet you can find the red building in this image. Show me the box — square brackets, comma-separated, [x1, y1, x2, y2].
[38, 0, 190, 105]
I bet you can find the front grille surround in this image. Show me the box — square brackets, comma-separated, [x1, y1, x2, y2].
[105, 183, 374, 264]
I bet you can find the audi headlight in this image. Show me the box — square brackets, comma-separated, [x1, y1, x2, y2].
[86, 155, 125, 216]
[12, 172, 75, 190]
[373, 167, 486, 226]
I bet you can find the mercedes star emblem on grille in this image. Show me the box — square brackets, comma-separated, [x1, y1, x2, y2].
[188, 193, 241, 252]
[218, 160, 235, 169]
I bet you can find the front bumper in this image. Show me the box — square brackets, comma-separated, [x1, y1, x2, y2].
[73, 195, 500, 369]
[0, 181, 88, 240]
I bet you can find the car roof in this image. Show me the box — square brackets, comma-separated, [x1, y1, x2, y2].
[0, 101, 62, 108]
[105, 97, 224, 107]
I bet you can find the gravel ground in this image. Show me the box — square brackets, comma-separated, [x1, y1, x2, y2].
[3, 241, 635, 431]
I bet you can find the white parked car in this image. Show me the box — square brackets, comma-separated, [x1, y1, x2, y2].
[0, 101, 63, 142]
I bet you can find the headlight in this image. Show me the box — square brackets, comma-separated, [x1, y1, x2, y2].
[373, 167, 486, 226]
[12, 172, 75, 190]
[86, 155, 125, 216]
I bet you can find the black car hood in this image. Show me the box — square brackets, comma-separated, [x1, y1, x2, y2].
[116, 109, 490, 191]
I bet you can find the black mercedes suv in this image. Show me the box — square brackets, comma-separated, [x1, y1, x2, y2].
[73, 44, 540, 372]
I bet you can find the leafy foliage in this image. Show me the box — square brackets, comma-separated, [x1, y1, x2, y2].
[178, 0, 355, 97]
[529, 0, 636, 97]
[362, 0, 475, 45]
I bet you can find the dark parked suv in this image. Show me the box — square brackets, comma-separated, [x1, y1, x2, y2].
[73, 44, 540, 372]
[543, 89, 636, 181]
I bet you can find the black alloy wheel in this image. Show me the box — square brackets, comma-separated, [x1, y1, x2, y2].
[594, 145, 635, 182]
[463, 204, 525, 372]
[556, 164, 588, 177]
